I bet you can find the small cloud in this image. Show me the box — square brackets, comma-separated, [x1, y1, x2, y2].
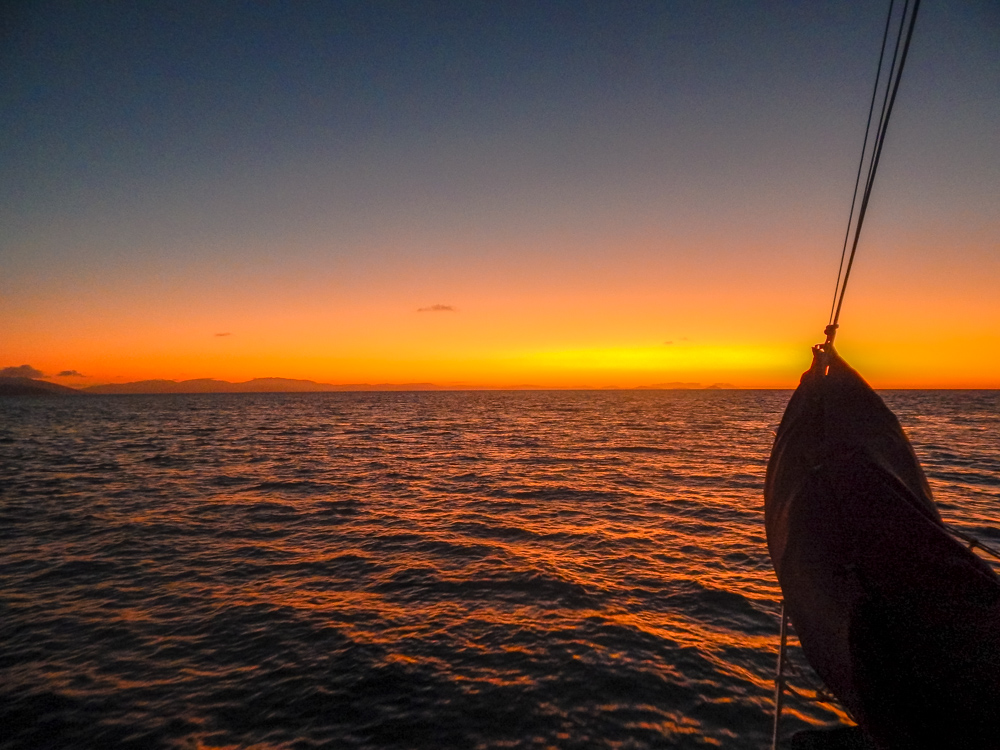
[417, 304, 456, 313]
[215, 332, 232, 337]
[663, 340, 674, 345]
[0, 364, 44, 378]
[57, 370, 86, 377]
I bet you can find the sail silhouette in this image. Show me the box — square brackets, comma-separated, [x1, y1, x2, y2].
[765, 346, 1000, 748]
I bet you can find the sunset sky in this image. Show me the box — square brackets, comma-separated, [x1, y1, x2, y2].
[2, 1, 998, 388]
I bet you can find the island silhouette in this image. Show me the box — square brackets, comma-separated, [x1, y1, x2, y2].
[0, 376, 742, 394]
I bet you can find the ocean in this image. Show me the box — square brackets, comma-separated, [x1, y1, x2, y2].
[2, 390, 998, 749]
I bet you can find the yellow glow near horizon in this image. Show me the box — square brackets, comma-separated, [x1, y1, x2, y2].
[519, 344, 797, 373]
[5, 231, 999, 390]
[19, 340, 813, 390]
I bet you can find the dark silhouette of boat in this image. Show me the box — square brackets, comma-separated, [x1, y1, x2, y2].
[765, 345, 1000, 748]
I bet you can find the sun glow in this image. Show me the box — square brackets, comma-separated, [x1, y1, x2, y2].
[519, 344, 796, 374]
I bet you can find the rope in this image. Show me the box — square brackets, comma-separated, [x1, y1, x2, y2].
[827, 0, 921, 340]
[947, 526, 1000, 562]
[771, 602, 788, 750]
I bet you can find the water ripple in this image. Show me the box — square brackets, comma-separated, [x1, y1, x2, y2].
[1, 389, 997, 748]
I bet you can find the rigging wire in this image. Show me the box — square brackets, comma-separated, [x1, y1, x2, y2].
[827, 0, 921, 339]
[775, 7, 923, 742]
[829, 0, 896, 326]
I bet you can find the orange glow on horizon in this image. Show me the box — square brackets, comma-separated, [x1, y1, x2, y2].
[18, 334, 1000, 391]
[5, 228, 998, 390]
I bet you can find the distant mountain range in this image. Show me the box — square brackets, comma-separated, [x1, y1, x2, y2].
[1, 376, 740, 395]
[83, 378, 442, 394]
[0, 377, 84, 396]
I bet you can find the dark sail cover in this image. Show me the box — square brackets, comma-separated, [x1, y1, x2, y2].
[765, 347, 1000, 749]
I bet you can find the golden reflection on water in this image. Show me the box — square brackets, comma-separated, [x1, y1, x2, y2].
[2, 390, 996, 748]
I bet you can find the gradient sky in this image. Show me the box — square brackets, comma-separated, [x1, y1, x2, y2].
[2, 1, 998, 388]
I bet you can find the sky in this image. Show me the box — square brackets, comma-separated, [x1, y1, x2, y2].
[2, 0, 998, 388]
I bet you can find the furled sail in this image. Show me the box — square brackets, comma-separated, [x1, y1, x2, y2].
[765, 345, 1000, 748]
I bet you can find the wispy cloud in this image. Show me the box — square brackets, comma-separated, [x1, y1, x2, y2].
[417, 304, 455, 313]
[215, 332, 233, 337]
[57, 370, 86, 377]
[663, 340, 674, 345]
[0, 364, 44, 378]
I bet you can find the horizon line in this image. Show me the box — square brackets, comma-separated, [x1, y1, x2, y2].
[4, 375, 998, 394]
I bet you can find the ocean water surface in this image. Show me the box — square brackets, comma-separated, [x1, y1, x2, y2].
[2, 390, 998, 749]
